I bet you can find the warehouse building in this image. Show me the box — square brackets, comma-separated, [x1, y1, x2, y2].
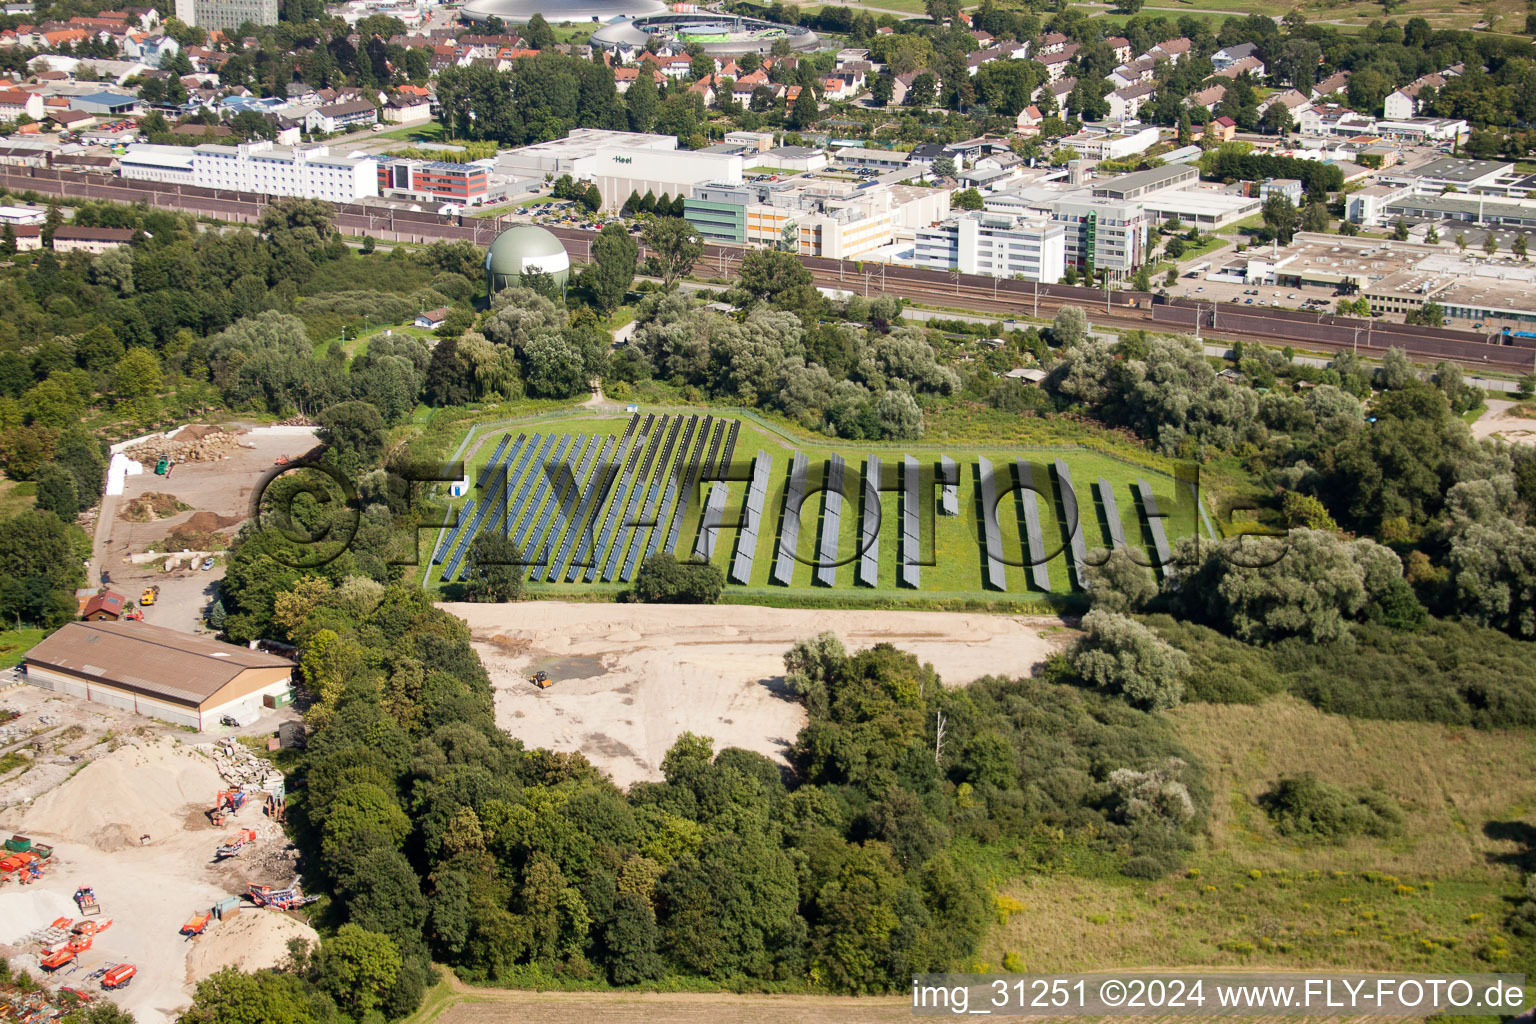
[23, 621, 295, 730]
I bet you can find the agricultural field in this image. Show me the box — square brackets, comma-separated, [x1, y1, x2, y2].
[427, 410, 1214, 603]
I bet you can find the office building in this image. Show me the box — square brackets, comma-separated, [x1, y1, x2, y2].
[378, 159, 490, 203]
[914, 212, 1065, 281]
[121, 139, 377, 201]
[1052, 197, 1146, 276]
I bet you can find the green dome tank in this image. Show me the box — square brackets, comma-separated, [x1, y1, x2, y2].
[485, 226, 571, 294]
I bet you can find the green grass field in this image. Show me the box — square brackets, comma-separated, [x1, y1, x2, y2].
[983, 697, 1536, 978]
[0, 628, 46, 670]
[429, 408, 1210, 602]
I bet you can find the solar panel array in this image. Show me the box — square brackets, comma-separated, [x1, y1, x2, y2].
[976, 456, 1006, 591]
[527, 435, 598, 580]
[666, 417, 721, 555]
[730, 452, 771, 585]
[858, 456, 881, 587]
[575, 416, 648, 582]
[649, 416, 705, 561]
[624, 416, 688, 580]
[1014, 460, 1052, 592]
[601, 416, 669, 581]
[900, 455, 921, 589]
[939, 456, 958, 516]
[430, 416, 1199, 596]
[1054, 459, 1087, 590]
[1138, 479, 1173, 571]
[1097, 477, 1126, 550]
[814, 454, 845, 588]
[771, 452, 808, 586]
[444, 433, 523, 579]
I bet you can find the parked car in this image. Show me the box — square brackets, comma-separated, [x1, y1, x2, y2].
[201, 557, 215, 571]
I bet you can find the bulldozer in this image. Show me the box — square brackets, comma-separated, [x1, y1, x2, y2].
[529, 671, 552, 689]
[208, 789, 245, 827]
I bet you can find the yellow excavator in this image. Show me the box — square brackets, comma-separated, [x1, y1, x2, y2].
[529, 671, 552, 689]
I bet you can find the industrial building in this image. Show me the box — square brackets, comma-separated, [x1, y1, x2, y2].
[23, 620, 294, 730]
[496, 129, 740, 212]
[913, 212, 1066, 282]
[683, 175, 947, 257]
[121, 140, 377, 202]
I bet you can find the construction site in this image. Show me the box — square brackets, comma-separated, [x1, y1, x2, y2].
[0, 690, 316, 1024]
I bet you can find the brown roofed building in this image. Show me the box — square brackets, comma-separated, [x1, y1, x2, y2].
[81, 591, 128, 621]
[23, 620, 295, 728]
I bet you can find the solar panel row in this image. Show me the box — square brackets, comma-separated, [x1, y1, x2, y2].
[434, 497, 476, 566]
[647, 415, 703, 562]
[900, 455, 921, 588]
[693, 482, 729, 560]
[664, 416, 718, 555]
[939, 455, 958, 516]
[771, 452, 809, 586]
[1014, 460, 1051, 592]
[1054, 459, 1087, 590]
[1097, 478, 1126, 550]
[858, 456, 881, 587]
[563, 415, 641, 581]
[729, 451, 772, 585]
[814, 455, 844, 587]
[976, 456, 1006, 591]
[503, 434, 555, 541]
[473, 433, 511, 489]
[1138, 479, 1173, 570]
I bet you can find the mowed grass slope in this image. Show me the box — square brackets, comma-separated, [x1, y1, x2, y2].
[984, 697, 1536, 976]
[440, 412, 1206, 600]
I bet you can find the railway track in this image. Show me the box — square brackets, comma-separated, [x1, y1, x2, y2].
[1, 166, 1530, 374]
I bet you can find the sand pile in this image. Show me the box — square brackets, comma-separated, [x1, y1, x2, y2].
[14, 740, 223, 850]
[0, 889, 78, 944]
[186, 908, 317, 982]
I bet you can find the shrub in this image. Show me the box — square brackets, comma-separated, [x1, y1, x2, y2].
[631, 553, 724, 604]
[1260, 774, 1404, 841]
[1070, 610, 1191, 710]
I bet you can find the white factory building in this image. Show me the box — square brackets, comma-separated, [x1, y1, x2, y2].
[496, 128, 742, 212]
[914, 212, 1066, 282]
[120, 140, 378, 202]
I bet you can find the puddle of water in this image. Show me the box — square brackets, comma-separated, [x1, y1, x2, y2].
[527, 655, 607, 681]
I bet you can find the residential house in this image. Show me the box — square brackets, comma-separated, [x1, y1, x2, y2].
[821, 74, 857, 101]
[1106, 36, 1132, 63]
[1108, 56, 1156, 89]
[1148, 37, 1191, 64]
[0, 89, 44, 120]
[613, 66, 664, 94]
[1210, 41, 1257, 71]
[1035, 31, 1067, 55]
[1108, 81, 1155, 122]
[966, 45, 1006, 75]
[1213, 55, 1265, 79]
[1189, 83, 1225, 109]
[1015, 104, 1043, 134]
[304, 98, 376, 134]
[414, 307, 450, 329]
[1259, 88, 1311, 118]
[52, 225, 133, 253]
[835, 47, 868, 69]
[1204, 114, 1237, 142]
[81, 591, 129, 621]
[1041, 45, 1079, 82]
[654, 54, 692, 79]
[1383, 73, 1444, 119]
[968, 29, 992, 46]
[687, 74, 718, 107]
[891, 70, 937, 106]
[381, 94, 428, 123]
[1311, 70, 1350, 98]
[1042, 76, 1075, 117]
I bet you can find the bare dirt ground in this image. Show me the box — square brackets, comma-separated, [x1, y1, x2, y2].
[450, 601, 1069, 789]
[0, 712, 304, 1024]
[96, 425, 318, 634]
[1472, 399, 1536, 446]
